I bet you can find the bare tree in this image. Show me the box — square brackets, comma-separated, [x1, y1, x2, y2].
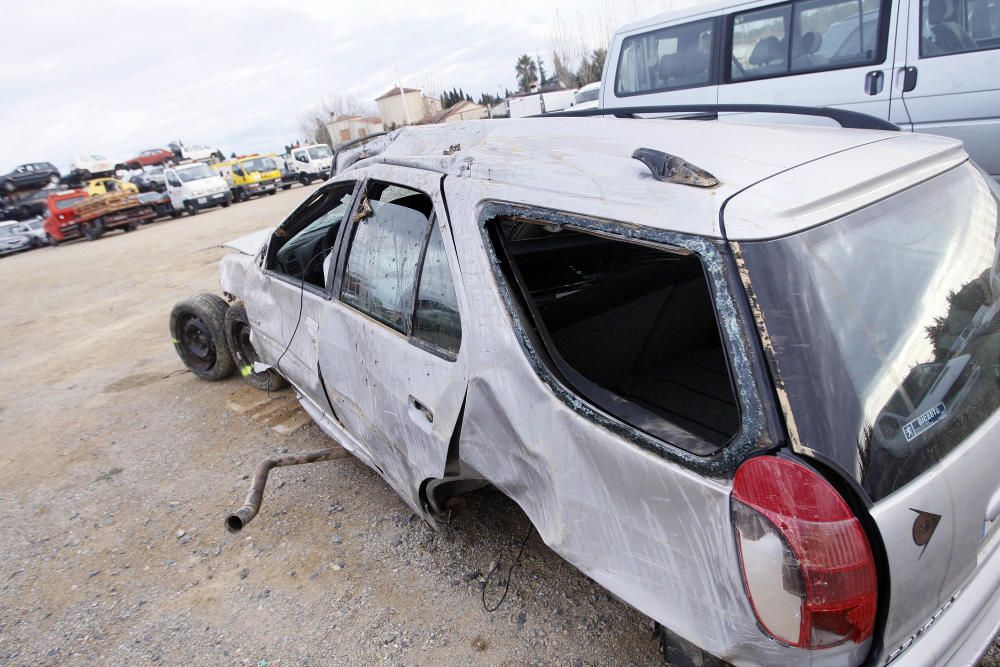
[299, 93, 373, 145]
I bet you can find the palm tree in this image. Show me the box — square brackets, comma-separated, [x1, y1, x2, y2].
[515, 55, 538, 93]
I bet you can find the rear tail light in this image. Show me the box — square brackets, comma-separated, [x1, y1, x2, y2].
[731, 456, 877, 649]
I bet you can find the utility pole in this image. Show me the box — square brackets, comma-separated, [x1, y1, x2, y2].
[396, 67, 412, 126]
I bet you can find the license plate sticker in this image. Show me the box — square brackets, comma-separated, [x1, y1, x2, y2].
[197, 197, 207, 204]
[903, 403, 947, 442]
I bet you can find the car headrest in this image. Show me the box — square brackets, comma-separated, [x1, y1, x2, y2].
[928, 0, 950, 24]
[793, 31, 823, 57]
[749, 36, 784, 65]
[658, 49, 709, 80]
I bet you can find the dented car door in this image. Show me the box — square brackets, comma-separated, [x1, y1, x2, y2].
[242, 179, 358, 409]
[319, 165, 470, 498]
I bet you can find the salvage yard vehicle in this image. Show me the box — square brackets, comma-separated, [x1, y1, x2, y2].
[0, 162, 60, 193]
[212, 155, 282, 202]
[44, 189, 153, 243]
[125, 148, 174, 170]
[603, 0, 1000, 183]
[286, 143, 333, 185]
[69, 154, 115, 181]
[164, 162, 232, 216]
[0, 221, 36, 255]
[171, 111, 1000, 666]
[2, 218, 49, 248]
[85, 177, 138, 196]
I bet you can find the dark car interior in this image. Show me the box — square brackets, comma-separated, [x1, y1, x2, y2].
[270, 183, 356, 288]
[490, 219, 740, 451]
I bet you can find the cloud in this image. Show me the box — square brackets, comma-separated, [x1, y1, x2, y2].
[0, 0, 686, 171]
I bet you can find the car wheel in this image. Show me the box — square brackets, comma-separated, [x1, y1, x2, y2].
[48, 174, 59, 185]
[80, 221, 102, 241]
[169, 293, 236, 381]
[170, 209, 182, 219]
[234, 188, 245, 203]
[298, 174, 310, 187]
[18, 205, 30, 219]
[221, 200, 231, 208]
[282, 184, 291, 191]
[3, 181, 14, 193]
[267, 189, 276, 196]
[224, 302, 288, 391]
[184, 202, 198, 216]
[124, 221, 140, 232]
[46, 233, 59, 246]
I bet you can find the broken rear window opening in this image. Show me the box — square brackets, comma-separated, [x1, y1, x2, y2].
[489, 218, 741, 453]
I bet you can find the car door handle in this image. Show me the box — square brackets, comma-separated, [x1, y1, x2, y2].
[409, 395, 434, 423]
[864, 70, 884, 96]
[902, 66, 918, 93]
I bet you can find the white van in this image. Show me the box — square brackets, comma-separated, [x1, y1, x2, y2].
[164, 163, 232, 216]
[287, 144, 333, 185]
[602, 0, 1000, 181]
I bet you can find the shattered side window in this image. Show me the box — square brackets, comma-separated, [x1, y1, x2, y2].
[341, 183, 433, 334]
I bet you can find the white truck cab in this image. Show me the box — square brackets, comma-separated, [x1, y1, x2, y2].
[164, 163, 232, 216]
[287, 144, 333, 185]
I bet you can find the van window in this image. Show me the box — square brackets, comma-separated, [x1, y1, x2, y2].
[341, 183, 433, 334]
[730, 0, 885, 80]
[615, 19, 715, 95]
[489, 219, 739, 453]
[921, 0, 1000, 56]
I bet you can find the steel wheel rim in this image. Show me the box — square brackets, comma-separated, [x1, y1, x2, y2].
[231, 319, 265, 378]
[179, 314, 216, 371]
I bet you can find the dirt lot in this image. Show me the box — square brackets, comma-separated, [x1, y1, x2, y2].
[0, 186, 996, 667]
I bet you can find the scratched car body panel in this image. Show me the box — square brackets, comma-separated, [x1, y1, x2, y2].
[215, 118, 1000, 666]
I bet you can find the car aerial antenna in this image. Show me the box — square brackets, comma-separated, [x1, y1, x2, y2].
[631, 148, 719, 188]
[536, 104, 900, 132]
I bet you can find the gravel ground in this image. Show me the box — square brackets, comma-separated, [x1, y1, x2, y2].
[0, 185, 996, 666]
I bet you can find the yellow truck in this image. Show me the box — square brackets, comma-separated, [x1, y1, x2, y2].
[211, 155, 282, 202]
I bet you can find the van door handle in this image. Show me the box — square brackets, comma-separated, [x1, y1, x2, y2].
[902, 66, 918, 93]
[864, 70, 884, 96]
[409, 395, 433, 423]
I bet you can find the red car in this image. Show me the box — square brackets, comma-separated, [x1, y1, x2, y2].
[44, 190, 90, 242]
[125, 148, 174, 170]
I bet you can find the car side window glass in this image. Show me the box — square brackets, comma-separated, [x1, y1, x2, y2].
[341, 183, 433, 334]
[791, 0, 882, 72]
[270, 181, 356, 288]
[615, 19, 715, 95]
[921, 0, 1000, 56]
[413, 223, 462, 357]
[731, 5, 792, 80]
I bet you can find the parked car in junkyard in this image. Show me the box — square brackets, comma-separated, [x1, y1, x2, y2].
[0, 221, 35, 256]
[163, 162, 231, 215]
[125, 148, 174, 170]
[0, 188, 54, 220]
[130, 166, 167, 193]
[85, 177, 138, 196]
[69, 154, 116, 180]
[170, 111, 1000, 666]
[0, 162, 61, 193]
[168, 142, 224, 163]
[2, 218, 49, 248]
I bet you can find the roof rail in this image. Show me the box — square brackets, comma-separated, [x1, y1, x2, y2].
[537, 104, 899, 132]
[332, 132, 392, 161]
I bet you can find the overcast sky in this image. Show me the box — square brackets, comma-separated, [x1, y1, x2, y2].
[1, 0, 692, 172]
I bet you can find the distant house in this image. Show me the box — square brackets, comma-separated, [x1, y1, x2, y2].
[325, 115, 384, 144]
[375, 86, 442, 128]
[424, 99, 491, 124]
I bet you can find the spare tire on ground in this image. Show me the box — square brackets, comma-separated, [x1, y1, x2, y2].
[169, 293, 236, 381]
[224, 302, 288, 391]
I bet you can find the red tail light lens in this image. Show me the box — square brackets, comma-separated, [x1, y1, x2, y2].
[731, 456, 877, 649]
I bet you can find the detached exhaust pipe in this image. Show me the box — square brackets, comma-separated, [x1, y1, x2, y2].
[226, 448, 342, 533]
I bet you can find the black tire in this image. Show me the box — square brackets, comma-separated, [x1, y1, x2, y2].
[124, 221, 140, 232]
[169, 293, 236, 381]
[81, 221, 102, 241]
[234, 188, 245, 203]
[221, 200, 231, 208]
[170, 209, 182, 219]
[47, 233, 59, 246]
[224, 302, 288, 391]
[267, 189, 276, 196]
[184, 201, 198, 216]
[282, 184, 291, 191]
[18, 205, 30, 219]
[298, 174, 310, 187]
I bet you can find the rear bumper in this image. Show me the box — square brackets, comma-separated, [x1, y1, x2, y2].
[884, 529, 1000, 666]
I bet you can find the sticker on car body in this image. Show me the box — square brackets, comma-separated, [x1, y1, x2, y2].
[902, 403, 947, 442]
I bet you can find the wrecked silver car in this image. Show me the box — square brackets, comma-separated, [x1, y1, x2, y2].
[171, 112, 1000, 665]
